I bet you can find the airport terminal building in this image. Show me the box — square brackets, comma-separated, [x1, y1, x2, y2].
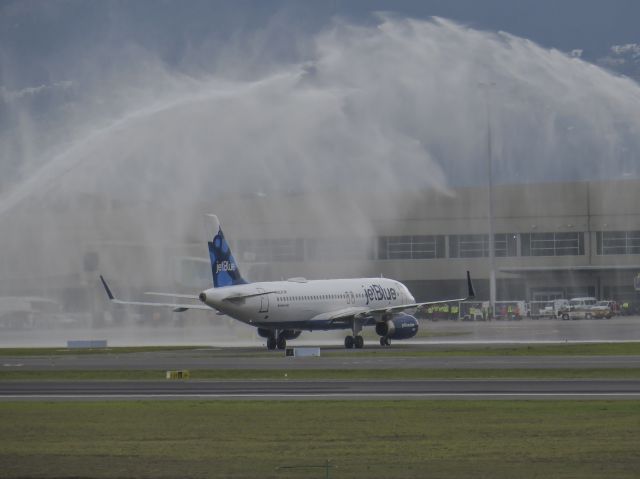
[1, 179, 640, 320]
[209, 179, 640, 304]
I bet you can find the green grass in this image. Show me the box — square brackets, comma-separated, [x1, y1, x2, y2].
[0, 346, 205, 356]
[2, 368, 640, 381]
[3, 342, 640, 358]
[0, 400, 638, 478]
[324, 342, 640, 357]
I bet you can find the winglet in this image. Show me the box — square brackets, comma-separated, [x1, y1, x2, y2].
[466, 271, 475, 299]
[99, 275, 115, 300]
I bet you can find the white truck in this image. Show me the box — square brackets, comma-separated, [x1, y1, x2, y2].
[560, 297, 597, 320]
[535, 299, 570, 319]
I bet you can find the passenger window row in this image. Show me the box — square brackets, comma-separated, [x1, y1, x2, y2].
[276, 293, 366, 302]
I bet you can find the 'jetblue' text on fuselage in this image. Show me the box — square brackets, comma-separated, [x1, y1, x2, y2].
[364, 284, 397, 305]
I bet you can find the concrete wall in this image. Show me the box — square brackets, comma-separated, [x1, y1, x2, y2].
[1, 179, 639, 302]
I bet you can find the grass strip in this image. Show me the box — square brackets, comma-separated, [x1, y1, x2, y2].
[325, 342, 640, 357]
[0, 400, 638, 478]
[2, 342, 640, 358]
[0, 346, 205, 356]
[2, 368, 640, 381]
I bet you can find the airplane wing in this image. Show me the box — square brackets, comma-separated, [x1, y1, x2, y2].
[309, 306, 370, 322]
[309, 271, 476, 322]
[143, 290, 279, 304]
[366, 270, 476, 315]
[100, 276, 213, 313]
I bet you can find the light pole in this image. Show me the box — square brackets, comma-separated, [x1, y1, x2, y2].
[479, 82, 497, 316]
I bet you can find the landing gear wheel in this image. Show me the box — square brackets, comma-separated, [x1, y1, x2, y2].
[276, 335, 287, 350]
[344, 335, 354, 349]
[267, 337, 277, 350]
[354, 335, 364, 349]
[379, 337, 391, 347]
[379, 337, 386, 346]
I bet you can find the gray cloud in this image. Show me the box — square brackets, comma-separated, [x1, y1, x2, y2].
[2, 15, 640, 221]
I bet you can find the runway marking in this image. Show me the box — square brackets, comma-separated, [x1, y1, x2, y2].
[3, 393, 640, 400]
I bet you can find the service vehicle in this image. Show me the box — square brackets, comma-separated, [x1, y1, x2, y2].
[536, 299, 570, 319]
[590, 300, 615, 319]
[560, 297, 597, 320]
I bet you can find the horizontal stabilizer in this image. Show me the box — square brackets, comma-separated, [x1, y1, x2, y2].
[144, 292, 201, 300]
[99, 275, 213, 312]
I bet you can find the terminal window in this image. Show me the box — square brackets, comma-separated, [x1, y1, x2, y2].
[306, 238, 374, 261]
[494, 233, 518, 257]
[379, 235, 445, 260]
[449, 234, 489, 258]
[521, 232, 584, 256]
[596, 231, 640, 255]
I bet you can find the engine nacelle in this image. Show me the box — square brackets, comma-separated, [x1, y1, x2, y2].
[257, 328, 272, 338]
[375, 313, 419, 340]
[257, 328, 301, 340]
[280, 329, 302, 340]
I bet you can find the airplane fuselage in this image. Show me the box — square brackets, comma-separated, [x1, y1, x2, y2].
[200, 277, 415, 331]
[100, 215, 473, 350]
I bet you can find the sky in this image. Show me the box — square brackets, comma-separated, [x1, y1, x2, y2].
[1, 0, 640, 205]
[3, 0, 640, 86]
[0, 0, 640, 303]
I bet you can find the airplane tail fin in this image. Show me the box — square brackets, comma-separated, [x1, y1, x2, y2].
[206, 215, 248, 288]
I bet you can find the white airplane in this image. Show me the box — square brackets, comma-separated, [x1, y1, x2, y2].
[100, 215, 475, 350]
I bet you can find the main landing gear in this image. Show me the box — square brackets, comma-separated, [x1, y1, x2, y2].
[344, 318, 364, 349]
[379, 336, 391, 347]
[266, 332, 287, 350]
[344, 335, 364, 349]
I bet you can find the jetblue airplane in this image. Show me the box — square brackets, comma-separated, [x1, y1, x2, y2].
[100, 215, 474, 350]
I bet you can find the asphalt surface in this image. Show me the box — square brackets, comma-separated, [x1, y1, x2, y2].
[3, 348, 640, 370]
[2, 378, 640, 400]
[2, 317, 640, 401]
[2, 316, 640, 348]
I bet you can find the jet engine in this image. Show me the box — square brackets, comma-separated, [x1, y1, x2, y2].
[257, 328, 301, 340]
[279, 329, 302, 340]
[257, 328, 272, 338]
[375, 313, 419, 340]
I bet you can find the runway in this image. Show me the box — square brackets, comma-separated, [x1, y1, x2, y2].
[2, 316, 640, 348]
[2, 378, 640, 400]
[3, 348, 640, 370]
[3, 318, 640, 401]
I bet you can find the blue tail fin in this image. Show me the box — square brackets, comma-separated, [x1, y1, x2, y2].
[207, 215, 248, 288]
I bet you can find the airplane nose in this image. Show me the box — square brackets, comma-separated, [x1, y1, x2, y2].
[199, 292, 207, 303]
